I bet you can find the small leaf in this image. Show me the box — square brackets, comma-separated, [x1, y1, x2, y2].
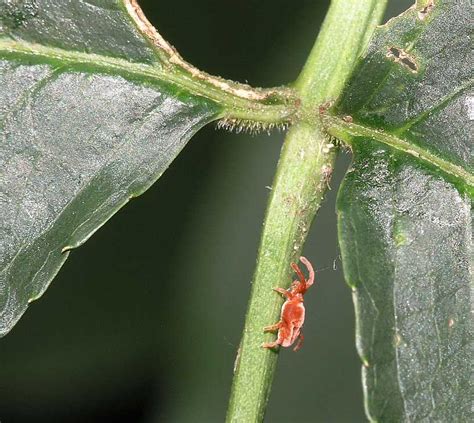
[0, 1, 221, 336]
[335, 0, 472, 420]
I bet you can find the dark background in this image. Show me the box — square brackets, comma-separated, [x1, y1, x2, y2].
[0, 1, 411, 422]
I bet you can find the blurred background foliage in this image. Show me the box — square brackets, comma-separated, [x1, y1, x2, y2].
[0, 1, 411, 421]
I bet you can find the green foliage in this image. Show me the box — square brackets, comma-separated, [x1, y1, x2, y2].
[334, 0, 472, 420]
[0, 0, 221, 336]
[0, 0, 157, 61]
[0, 0, 471, 421]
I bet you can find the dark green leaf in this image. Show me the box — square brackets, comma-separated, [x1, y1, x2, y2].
[335, 0, 472, 174]
[0, 0, 221, 336]
[338, 144, 471, 421]
[0, 0, 156, 62]
[335, 0, 472, 420]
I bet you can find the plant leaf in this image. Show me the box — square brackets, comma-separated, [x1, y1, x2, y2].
[0, 0, 222, 336]
[335, 0, 472, 420]
[0, 0, 157, 62]
[338, 145, 472, 421]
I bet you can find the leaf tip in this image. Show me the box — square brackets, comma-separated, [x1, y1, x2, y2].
[27, 295, 40, 304]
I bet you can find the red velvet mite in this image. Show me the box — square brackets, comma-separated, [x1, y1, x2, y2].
[262, 256, 315, 352]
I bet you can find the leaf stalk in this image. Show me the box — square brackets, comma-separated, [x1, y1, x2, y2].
[226, 1, 388, 421]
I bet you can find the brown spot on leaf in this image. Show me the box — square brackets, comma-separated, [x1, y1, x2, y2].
[418, 0, 435, 20]
[387, 47, 419, 73]
[342, 115, 353, 123]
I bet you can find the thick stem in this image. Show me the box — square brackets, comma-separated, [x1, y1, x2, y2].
[294, 0, 388, 110]
[226, 123, 335, 422]
[226, 1, 387, 421]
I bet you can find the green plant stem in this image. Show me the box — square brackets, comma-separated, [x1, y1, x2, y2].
[226, 1, 387, 422]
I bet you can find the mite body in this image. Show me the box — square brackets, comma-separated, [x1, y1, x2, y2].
[262, 256, 315, 352]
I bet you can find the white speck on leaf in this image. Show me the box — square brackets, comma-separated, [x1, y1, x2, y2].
[464, 96, 474, 121]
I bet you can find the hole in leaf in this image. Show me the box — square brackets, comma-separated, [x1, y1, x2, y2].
[386, 47, 419, 73]
[418, 0, 435, 20]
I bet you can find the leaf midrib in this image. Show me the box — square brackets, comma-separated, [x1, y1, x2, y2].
[0, 38, 294, 125]
[324, 114, 474, 192]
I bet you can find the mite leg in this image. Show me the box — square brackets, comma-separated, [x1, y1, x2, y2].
[262, 327, 286, 350]
[299, 256, 315, 288]
[263, 322, 287, 349]
[291, 262, 306, 285]
[293, 332, 304, 352]
[263, 322, 282, 333]
[273, 287, 292, 299]
[262, 340, 279, 349]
